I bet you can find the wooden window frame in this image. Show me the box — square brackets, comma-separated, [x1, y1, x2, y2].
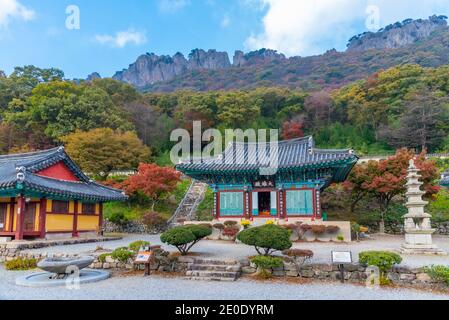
[81, 203, 96, 215]
[51, 200, 70, 214]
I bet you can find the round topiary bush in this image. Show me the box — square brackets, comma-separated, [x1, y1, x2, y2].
[237, 224, 292, 256]
[359, 251, 402, 283]
[325, 225, 340, 234]
[128, 240, 151, 252]
[251, 255, 284, 279]
[311, 225, 326, 235]
[160, 224, 212, 255]
[111, 247, 134, 263]
[213, 223, 225, 230]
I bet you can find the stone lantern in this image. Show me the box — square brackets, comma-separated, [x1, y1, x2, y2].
[400, 159, 446, 255]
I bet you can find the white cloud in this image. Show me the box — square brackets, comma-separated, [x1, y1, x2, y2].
[221, 15, 231, 28]
[0, 0, 35, 28]
[158, 0, 190, 13]
[245, 0, 449, 57]
[94, 29, 147, 48]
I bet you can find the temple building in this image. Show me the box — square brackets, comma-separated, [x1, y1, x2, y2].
[177, 137, 358, 221]
[0, 147, 127, 241]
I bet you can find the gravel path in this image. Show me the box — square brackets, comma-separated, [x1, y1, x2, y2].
[21, 234, 449, 268]
[1, 266, 448, 300]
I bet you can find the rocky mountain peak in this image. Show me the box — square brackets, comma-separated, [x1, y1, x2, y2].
[347, 15, 448, 52]
[86, 72, 101, 81]
[187, 49, 231, 70]
[233, 49, 286, 67]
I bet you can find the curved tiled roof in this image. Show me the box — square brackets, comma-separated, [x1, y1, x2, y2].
[177, 136, 358, 174]
[0, 147, 127, 202]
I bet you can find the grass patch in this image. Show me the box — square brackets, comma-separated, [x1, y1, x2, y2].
[196, 186, 214, 221]
[5, 257, 38, 271]
[104, 178, 191, 222]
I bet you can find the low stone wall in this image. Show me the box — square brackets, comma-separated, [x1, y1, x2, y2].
[185, 220, 352, 243]
[102, 220, 165, 235]
[239, 258, 433, 285]
[363, 221, 449, 235]
[0, 236, 121, 262]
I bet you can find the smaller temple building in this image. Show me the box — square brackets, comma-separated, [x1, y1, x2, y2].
[0, 147, 127, 240]
[177, 137, 358, 222]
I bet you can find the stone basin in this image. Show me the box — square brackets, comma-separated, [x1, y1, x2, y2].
[37, 256, 94, 275]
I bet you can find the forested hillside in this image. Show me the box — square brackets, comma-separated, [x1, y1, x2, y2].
[0, 64, 448, 165]
[133, 18, 449, 92]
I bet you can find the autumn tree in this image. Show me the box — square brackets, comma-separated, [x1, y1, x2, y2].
[122, 163, 181, 210]
[61, 128, 151, 179]
[345, 149, 439, 233]
[281, 119, 304, 140]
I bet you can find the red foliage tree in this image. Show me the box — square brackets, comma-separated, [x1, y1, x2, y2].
[345, 149, 439, 233]
[281, 120, 304, 140]
[122, 163, 181, 209]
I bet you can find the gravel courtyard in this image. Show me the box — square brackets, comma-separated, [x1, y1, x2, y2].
[20, 233, 449, 268]
[1, 265, 448, 300]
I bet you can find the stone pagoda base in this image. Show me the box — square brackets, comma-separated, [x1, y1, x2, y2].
[401, 232, 446, 255]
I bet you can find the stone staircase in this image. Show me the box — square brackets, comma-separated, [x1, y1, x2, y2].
[185, 258, 242, 282]
[169, 180, 208, 226]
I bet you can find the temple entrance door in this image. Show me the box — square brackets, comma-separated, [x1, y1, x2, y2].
[258, 192, 271, 216]
[0, 204, 6, 231]
[24, 203, 36, 232]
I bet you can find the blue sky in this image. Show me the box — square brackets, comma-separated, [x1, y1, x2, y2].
[1, 0, 449, 79]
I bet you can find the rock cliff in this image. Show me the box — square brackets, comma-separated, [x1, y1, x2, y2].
[347, 15, 447, 52]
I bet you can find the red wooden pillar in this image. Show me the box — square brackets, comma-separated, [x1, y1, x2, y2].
[15, 195, 25, 240]
[98, 203, 103, 236]
[39, 199, 47, 239]
[8, 197, 15, 232]
[72, 201, 79, 238]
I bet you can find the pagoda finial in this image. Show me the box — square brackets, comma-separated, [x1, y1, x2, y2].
[409, 158, 416, 169]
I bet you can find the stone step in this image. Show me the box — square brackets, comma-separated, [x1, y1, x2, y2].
[185, 270, 240, 279]
[184, 276, 237, 282]
[188, 264, 241, 272]
[192, 258, 240, 266]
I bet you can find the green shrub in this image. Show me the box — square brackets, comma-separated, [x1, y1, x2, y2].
[251, 255, 284, 269]
[5, 257, 38, 270]
[111, 247, 134, 263]
[160, 224, 212, 255]
[107, 211, 129, 226]
[359, 251, 402, 282]
[237, 224, 292, 256]
[98, 253, 111, 263]
[128, 240, 151, 252]
[425, 265, 449, 285]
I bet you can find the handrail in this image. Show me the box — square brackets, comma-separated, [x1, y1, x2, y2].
[168, 179, 195, 225]
[188, 183, 206, 220]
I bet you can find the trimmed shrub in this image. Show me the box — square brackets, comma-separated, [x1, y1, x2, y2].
[224, 220, 238, 227]
[325, 225, 340, 233]
[198, 223, 212, 229]
[5, 257, 38, 271]
[213, 223, 224, 230]
[142, 211, 167, 229]
[237, 224, 292, 256]
[311, 225, 326, 234]
[111, 247, 134, 263]
[283, 224, 299, 231]
[128, 240, 151, 252]
[222, 226, 240, 239]
[251, 255, 284, 269]
[107, 211, 129, 226]
[299, 224, 312, 232]
[283, 249, 314, 268]
[425, 265, 449, 285]
[98, 253, 111, 263]
[359, 251, 402, 283]
[160, 224, 212, 255]
[283, 249, 314, 259]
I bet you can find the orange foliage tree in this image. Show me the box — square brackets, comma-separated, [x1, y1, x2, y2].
[281, 120, 304, 140]
[120, 163, 181, 209]
[345, 149, 439, 233]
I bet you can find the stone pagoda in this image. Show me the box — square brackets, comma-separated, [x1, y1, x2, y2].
[400, 159, 446, 255]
